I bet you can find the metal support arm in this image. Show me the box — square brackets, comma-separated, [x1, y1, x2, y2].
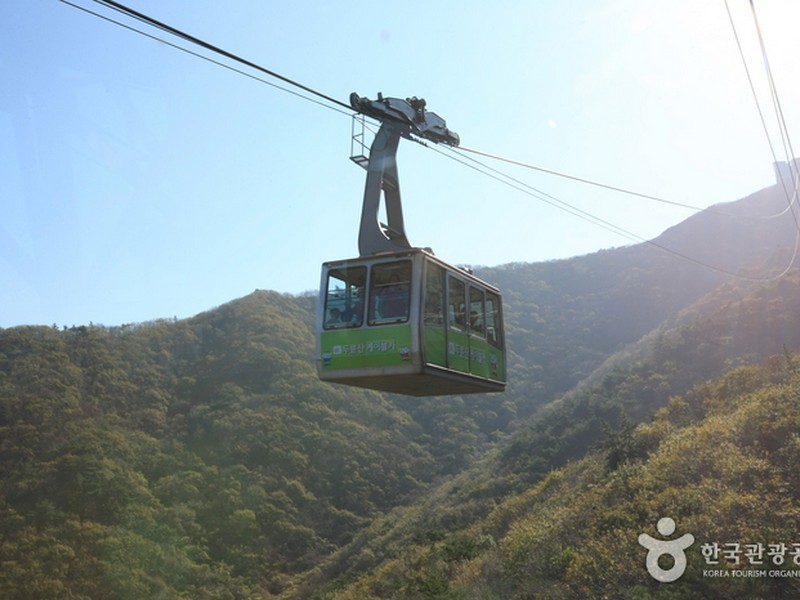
[358, 121, 410, 255]
[350, 92, 459, 257]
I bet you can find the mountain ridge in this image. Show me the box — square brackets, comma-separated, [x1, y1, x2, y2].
[1, 177, 799, 598]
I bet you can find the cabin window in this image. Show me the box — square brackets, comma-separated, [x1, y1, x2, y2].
[368, 260, 411, 325]
[447, 276, 466, 331]
[469, 286, 485, 337]
[486, 291, 502, 348]
[424, 263, 445, 325]
[323, 266, 366, 329]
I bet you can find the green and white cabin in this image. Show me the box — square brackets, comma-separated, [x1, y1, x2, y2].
[317, 248, 506, 395]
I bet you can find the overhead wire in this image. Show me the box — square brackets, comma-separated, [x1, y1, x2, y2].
[749, 1, 798, 172]
[458, 145, 708, 214]
[59, 0, 354, 117]
[432, 145, 647, 246]
[462, 141, 800, 222]
[92, 0, 354, 113]
[61, 0, 800, 282]
[724, 0, 800, 224]
[65, 0, 789, 219]
[747, 0, 800, 232]
[67, 0, 766, 218]
[455, 144, 793, 220]
[430, 141, 800, 282]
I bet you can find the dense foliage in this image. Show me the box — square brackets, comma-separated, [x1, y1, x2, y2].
[1, 185, 799, 598]
[323, 355, 800, 599]
[0, 294, 442, 598]
[501, 266, 800, 486]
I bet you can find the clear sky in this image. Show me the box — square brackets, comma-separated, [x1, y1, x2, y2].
[2, 0, 799, 327]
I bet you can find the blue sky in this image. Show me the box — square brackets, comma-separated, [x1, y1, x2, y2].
[2, 0, 799, 327]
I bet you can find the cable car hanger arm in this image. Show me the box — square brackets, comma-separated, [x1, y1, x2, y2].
[350, 92, 459, 256]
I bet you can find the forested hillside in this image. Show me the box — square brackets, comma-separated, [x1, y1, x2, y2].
[321, 355, 800, 599]
[0, 293, 443, 597]
[1, 181, 799, 598]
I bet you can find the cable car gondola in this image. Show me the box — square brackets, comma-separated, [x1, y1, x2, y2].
[316, 93, 506, 396]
